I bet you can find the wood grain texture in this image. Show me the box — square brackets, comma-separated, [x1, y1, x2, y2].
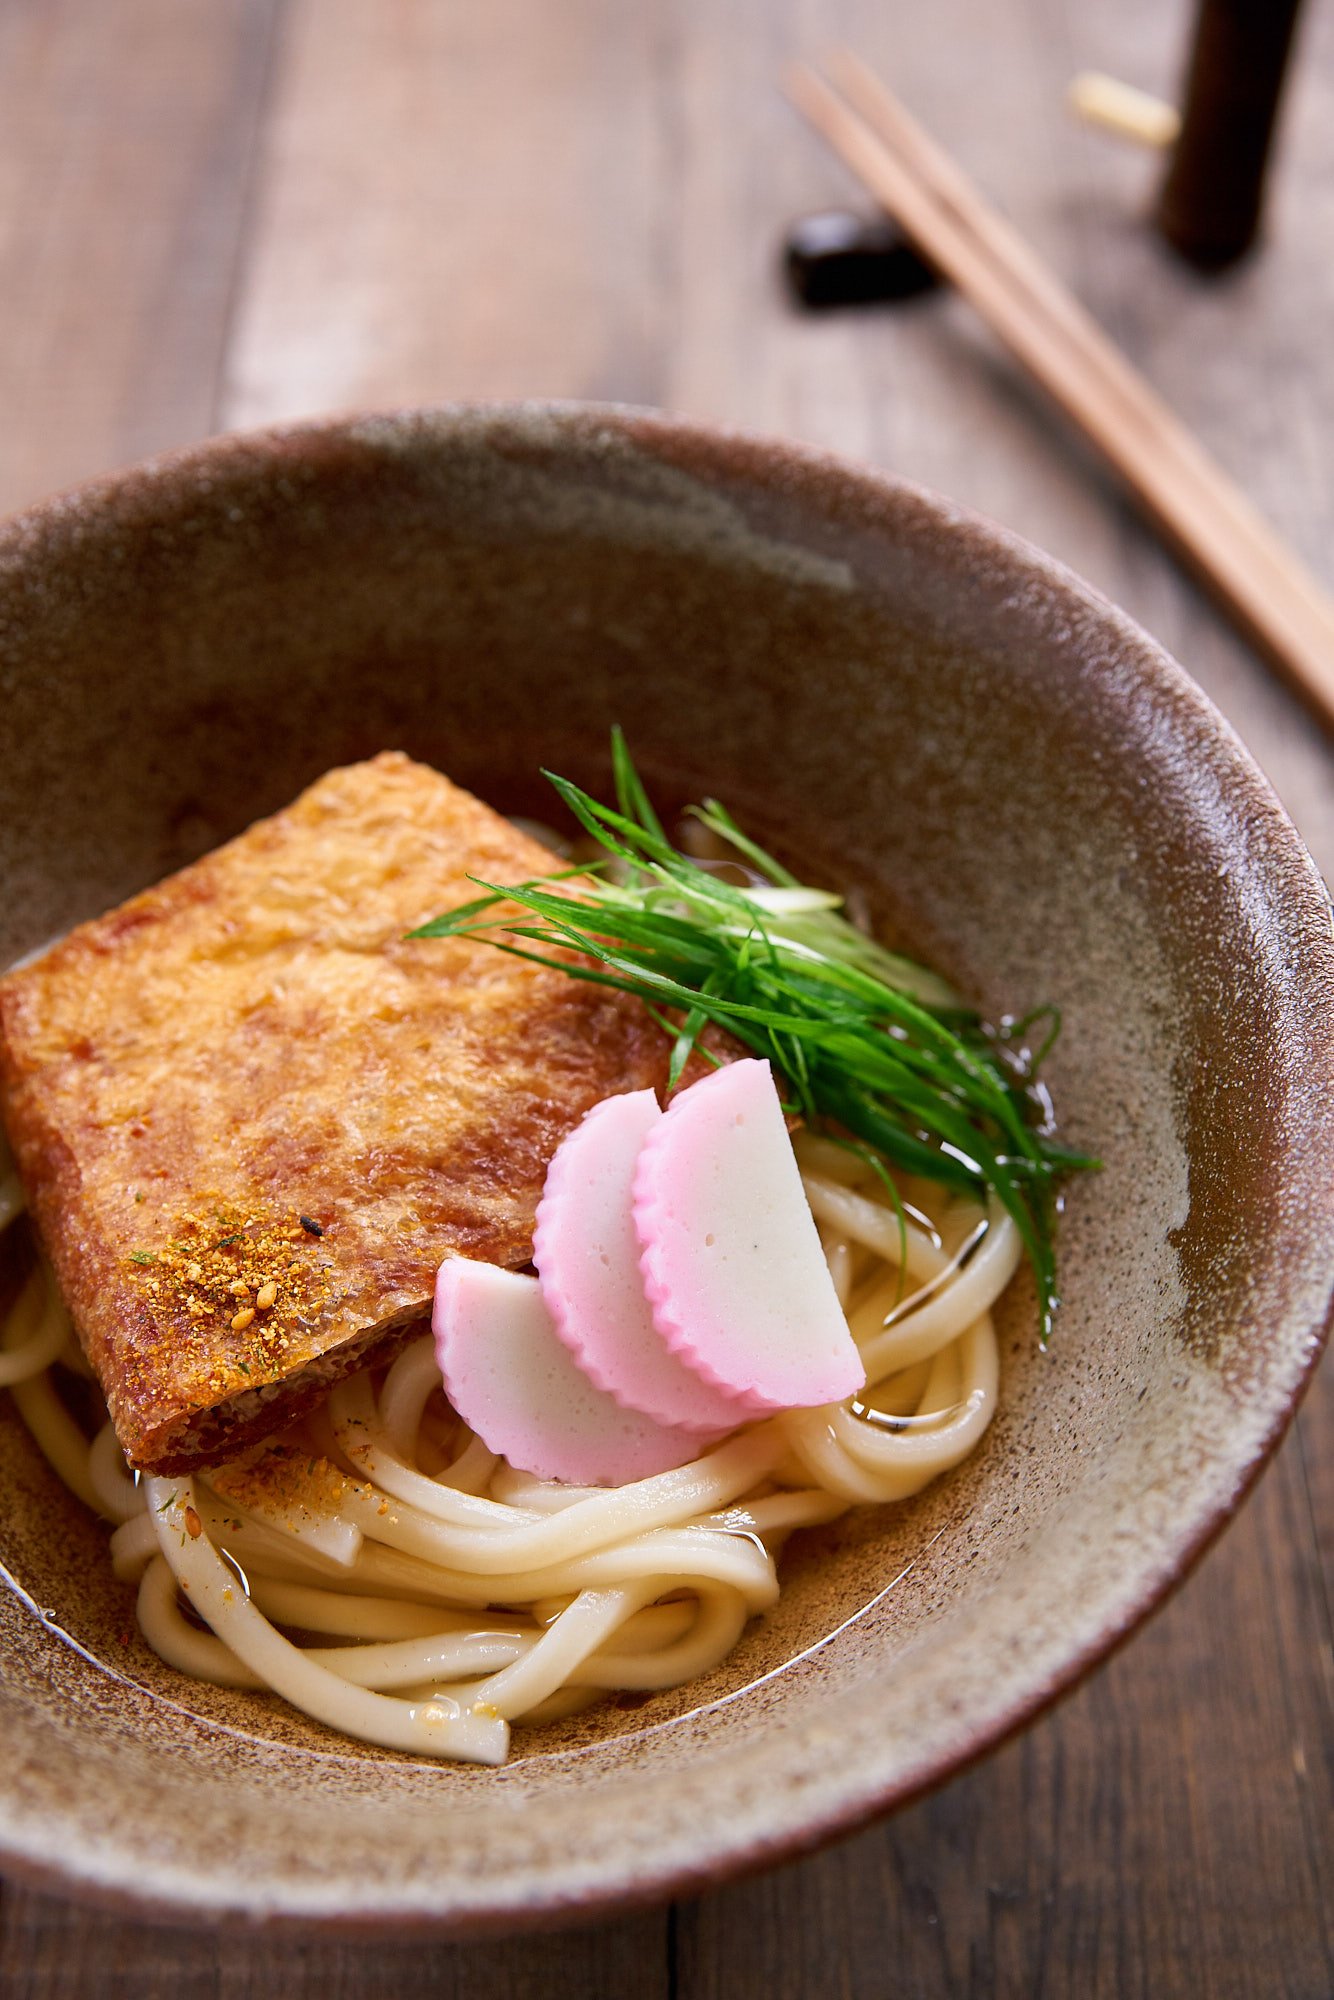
[0, 0, 280, 517]
[222, 0, 676, 423]
[0, 1899, 670, 2000]
[1, 0, 1332, 1993]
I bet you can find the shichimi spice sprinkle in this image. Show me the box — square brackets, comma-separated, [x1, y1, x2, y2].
[122, 1204, 335, 1395]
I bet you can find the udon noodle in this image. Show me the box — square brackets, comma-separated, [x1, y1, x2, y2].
[0, 1130, 1018, 1765]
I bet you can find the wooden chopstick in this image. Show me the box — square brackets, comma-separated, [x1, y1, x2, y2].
[825, 52, 1315, 610]
[788, 53, 1334, 733]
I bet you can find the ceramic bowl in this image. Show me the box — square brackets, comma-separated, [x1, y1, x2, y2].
[0, 405, 1331, 1931]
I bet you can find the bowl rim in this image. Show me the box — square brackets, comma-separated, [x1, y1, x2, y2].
[1, 398, 1332, 1932]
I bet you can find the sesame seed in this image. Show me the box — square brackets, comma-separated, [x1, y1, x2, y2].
[231, 1306, 255, 1332]
[255, 1281, 277, 1311]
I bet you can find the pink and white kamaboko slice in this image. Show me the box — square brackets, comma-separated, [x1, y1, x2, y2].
[433, 1259, 706, 1486]
[533, 1090, 750, 1435]
[633, 1059, 865, 1413]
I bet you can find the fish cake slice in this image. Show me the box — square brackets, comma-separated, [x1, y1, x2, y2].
[0, 753, 682, 1472]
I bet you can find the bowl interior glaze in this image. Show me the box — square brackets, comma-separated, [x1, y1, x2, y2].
[0, 405, 1331, 1931]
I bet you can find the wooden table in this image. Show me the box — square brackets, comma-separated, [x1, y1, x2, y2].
[1, 3, 1330, 1994]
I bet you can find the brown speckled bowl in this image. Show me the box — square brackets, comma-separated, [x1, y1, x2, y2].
[1, 404, 1331, 1931]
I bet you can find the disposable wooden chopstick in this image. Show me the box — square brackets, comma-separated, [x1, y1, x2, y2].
[788, 54, 1334, 733]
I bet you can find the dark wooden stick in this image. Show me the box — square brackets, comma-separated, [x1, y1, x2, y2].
[1158, 0, 1307, 268]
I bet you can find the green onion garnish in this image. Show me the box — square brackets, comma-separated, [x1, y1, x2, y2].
[411, 731, 1096, 1341]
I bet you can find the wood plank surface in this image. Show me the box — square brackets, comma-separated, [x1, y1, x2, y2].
[0, 0, 1330, 1995]
[0, 0, 280, 515]
[0, 1898, 670, 2000]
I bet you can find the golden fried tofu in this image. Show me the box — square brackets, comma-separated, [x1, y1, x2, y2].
[0, 754, 684, 1472]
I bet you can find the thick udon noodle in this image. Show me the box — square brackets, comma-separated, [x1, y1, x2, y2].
[0, 1130, 1018, 1765]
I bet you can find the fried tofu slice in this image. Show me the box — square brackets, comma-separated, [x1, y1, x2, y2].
[0, 754, 687, 1472]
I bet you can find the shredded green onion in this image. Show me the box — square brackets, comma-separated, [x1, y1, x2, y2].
[411, 730, 1096, 1341]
